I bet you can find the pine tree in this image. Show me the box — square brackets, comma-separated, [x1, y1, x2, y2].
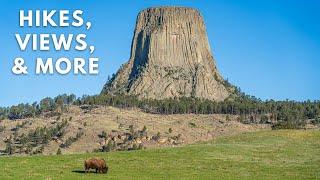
[56, 148, 62, 155]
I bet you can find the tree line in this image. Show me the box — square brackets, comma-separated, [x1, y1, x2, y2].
[75, 92, 320, 129]
[0, 94, 76, 120]
[1, 92, 319, 129]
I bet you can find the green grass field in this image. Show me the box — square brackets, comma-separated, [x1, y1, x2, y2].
[1, 130, 319, 179]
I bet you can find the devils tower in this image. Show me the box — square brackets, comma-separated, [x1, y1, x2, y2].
[102, 7, 231, 101]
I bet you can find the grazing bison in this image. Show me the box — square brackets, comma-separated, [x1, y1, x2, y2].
[84, 158, 108, 174]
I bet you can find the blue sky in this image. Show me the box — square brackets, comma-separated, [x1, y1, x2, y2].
[0, 0, 319, 106]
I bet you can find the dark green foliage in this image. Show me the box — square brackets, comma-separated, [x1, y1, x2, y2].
[74, 94, 320, 129]
[131, 143, 144, 150]
[39, 97, 55, 112]
[99, 131, 107, 139]
[33, 145, 45, 154]
[261, 115, 269, 123]
[99, 126, 150, 153]
[102, 140, 115, 152]
[157, 132, 161, 138]
[238, 114, 247, 124]
[5, 142, 14, 155]
[139, 126, 148, 137]
[142, 126, 147, 133]
[60, 131, 84, 148]
[13, 121, 28, 132]
[0, 94, 76, 120]
[0, 126, 5, 132]
[189, 122, 196, 128]
[152, 132, 161, 141]
[25, 144, 33, 154]
[4, 137, 14, 155]
[272, 121, 301, 130]
[6, 103, 37, 120]
[0, 88, 319, 130]
[24, 119, 68, 146]
[56, 148, 62, 155]
[13, 120, 69, 155]
[311, 116, 320, 125]
[271, 104, 306, 129]
[129, 125, 134, 134]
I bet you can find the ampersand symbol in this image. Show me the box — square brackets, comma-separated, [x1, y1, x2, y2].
[12, 58, 28, 74]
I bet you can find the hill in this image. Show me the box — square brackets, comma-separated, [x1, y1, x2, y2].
[0, 106, 267, 155]
[0, 130, 319, 179]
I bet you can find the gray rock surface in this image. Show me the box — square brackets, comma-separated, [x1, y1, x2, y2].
[102, 7, 231, 101]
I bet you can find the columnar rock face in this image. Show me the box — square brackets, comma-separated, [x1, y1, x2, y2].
[102, 7, 231, 101]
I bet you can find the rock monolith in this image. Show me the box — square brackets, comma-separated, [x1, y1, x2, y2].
[102, 7, 231, 101]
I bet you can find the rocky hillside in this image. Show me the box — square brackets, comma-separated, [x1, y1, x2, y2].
[102, 7, 232, 101]
[0, 106, 268, 155]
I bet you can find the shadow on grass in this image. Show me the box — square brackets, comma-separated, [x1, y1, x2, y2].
[72, 170, 86, 174]
[72, 170, 106, 174]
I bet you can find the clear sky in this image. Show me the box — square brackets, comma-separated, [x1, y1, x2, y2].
[0, 0, 319, 106]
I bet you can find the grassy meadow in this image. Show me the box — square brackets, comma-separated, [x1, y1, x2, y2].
[0, 130, 319, 179]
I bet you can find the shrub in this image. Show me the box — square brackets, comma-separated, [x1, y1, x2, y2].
[189, 122, 196, 128]
[138, 143, 144, 150]
[142, 125, 147, 133]
[118, 123, 125, 129]
[56, 148, 62, 155]
[102, 140, 115, 152]
[4, 137, 14, 155]
[311, 117, 320, 125]
[172, 134, 182, 141]
[139, 126, 148, 137]
[13, 121, 28, 132]
[261, 115, 269, 123]
[272, 121, 305, 130]
[20, 119, 68, 150]
[152, 132, 161, 141]
[99, 131, 107, 138]
[60, 131, 84, 148]
[129, 125, 134, 134]
[0, 126, 5, 132]
[168, 128, 173, 133]
[239, 115, 250, 124]
[34, 145, 44, 154]
[132, 144, 138, 150]
[5, 143, 13, 155]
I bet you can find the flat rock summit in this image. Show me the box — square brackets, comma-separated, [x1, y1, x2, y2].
[102, 7, 231, 101]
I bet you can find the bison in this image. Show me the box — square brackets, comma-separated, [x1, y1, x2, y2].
[84, 158, 108, 174]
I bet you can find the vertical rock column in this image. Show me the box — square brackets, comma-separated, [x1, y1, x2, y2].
[103, 7, 230, 101]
